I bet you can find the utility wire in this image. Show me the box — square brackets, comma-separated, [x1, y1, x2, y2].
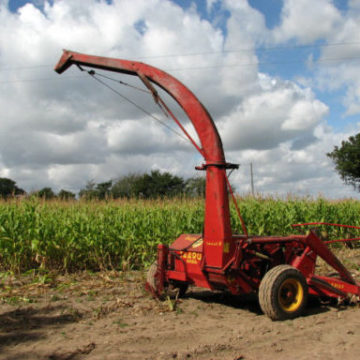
[1, 38, 360, 74]
[167, 54, 360, 72]
[0, 64, 49, 72]
[135, 41, 360, 60]
[0, 75, 86, 84]
[2, 53, 360, 84]
[2, 41, 360, 71]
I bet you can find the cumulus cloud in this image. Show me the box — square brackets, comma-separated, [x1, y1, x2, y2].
[228, 124, 360, 199]
[272, 0, 342, 44]
[271, 0, 360, 118]
[0, 0, 358, 199]
[314, 5, 360, 115]
[218, 74, 328, 151]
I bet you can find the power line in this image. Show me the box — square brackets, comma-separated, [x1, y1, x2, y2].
[2, 53, 360, 85]
[0, 75, 87, 84]
[167, 54, 360, 72]
[1, 41, 360, 71]
[135, 41, 360, 60]
[250, 162, 255, 196]
[0, 64, 49, 72]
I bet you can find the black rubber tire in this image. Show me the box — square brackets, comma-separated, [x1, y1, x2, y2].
[146, 262, 188, 299]
[259, 265, 308, 321]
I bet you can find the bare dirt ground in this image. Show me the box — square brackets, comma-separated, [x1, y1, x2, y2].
[1, 249, 360, 360]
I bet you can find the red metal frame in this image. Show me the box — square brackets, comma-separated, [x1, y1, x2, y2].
[55, 50, 360, 310]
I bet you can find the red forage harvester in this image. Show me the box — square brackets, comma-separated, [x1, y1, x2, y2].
[55, 50, 360, 320]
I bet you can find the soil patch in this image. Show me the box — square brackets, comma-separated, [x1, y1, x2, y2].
[1, 249, 360, 360]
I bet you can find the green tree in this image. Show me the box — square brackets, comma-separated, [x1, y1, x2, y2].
[327, 133, 360, 190]
[96, 181, 112, 200]
[184, 176, 206, 197]
[133, 170, 184, 198]
[79, 180, 112, 200]
[79, 180, 98, 200]
[58, 189, 76, 200]
[36, 187, 56, 199]
[111, 174, 141, 199]
[0, 178, 25, 198]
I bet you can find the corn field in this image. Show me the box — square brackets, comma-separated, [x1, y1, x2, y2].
[0, 196, 359, 273]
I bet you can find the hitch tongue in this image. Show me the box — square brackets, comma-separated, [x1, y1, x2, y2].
[306, 230, 356, 285]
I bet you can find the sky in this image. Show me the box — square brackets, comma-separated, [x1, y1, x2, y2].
[1, 0, 360, 198]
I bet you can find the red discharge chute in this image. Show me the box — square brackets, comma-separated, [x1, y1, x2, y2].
[55, 49, 235, 268]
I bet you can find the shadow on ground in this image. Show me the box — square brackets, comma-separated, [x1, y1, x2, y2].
[186, 289, 332, 318]
[2, 342, 96, 360]
[0, 305, 82, 349]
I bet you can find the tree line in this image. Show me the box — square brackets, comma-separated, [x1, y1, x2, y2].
[0, 170, 205, 200]
[2, 129, 359, 200]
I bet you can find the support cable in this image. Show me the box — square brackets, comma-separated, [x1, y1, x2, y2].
[157, 96, 204, 156]
[92, 72, 151, 94]
[225, 174, 248, 237]
[79, 65, 204, 157]
[78, 67, 189, 143]
[135, 71, 204, 156]
[76, 64, 247, 236]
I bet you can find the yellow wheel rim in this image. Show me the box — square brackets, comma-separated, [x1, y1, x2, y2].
[278, 278, 303, 313]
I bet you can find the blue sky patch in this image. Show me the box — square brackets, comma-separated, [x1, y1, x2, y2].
[248, 0, 283, 29]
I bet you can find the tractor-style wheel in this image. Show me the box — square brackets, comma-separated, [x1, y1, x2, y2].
[146, 262, 188, 299]
[146, 262, 159, 293]
[259, 265, 308, 321]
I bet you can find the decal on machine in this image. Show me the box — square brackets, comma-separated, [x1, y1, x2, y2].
[330, 282, 345, 290]
[191, 238, 203, 248]
[205, 241, 230, 253]
[184, 236, 198, 241]
[206, 241, 222, 247]
[183, 235, 203, 249]
[179, 251, 202, 264]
